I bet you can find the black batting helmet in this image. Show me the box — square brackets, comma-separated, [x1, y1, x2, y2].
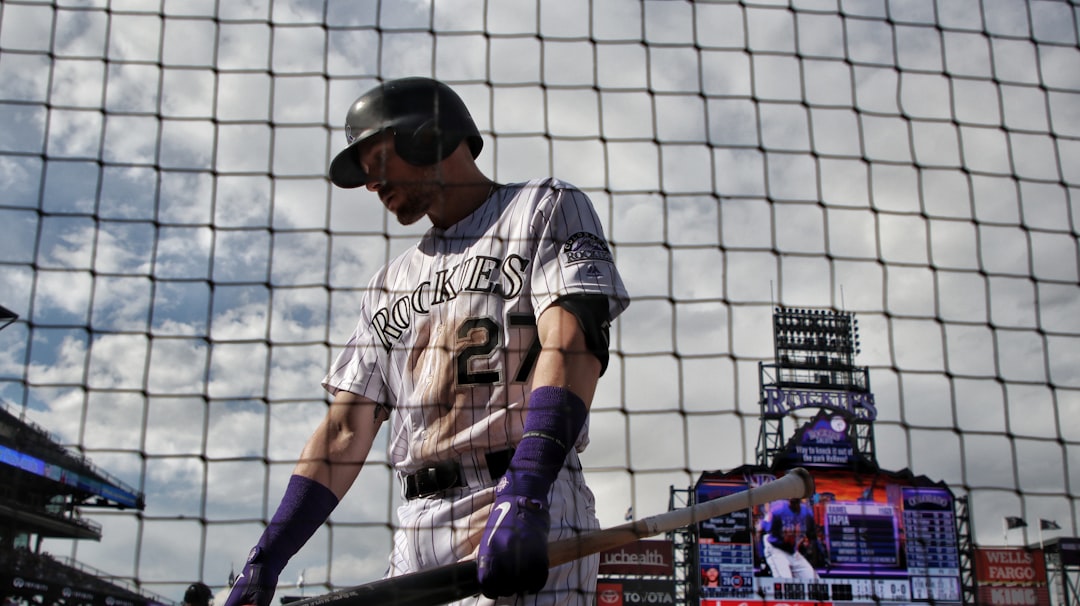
[328, 77, 484, 189]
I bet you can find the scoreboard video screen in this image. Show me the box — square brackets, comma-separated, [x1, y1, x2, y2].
[694, 467, 961, 605]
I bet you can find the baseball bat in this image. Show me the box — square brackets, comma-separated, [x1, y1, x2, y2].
[288, 467, 814, 606]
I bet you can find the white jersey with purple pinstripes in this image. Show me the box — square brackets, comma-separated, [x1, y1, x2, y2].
[321, 177, 629, 475]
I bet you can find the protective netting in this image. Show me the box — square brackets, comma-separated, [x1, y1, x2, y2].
[0, 0, 1077, 600]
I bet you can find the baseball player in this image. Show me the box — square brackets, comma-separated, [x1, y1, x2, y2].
[223, 77, 629, 606]
[761, 497, 825, 579]
[182, 582, 213, 606]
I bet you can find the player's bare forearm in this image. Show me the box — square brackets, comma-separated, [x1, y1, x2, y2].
[532, 305, 602, 404]
[293, 390, 386, 500]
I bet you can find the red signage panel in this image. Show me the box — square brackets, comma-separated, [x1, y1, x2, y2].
[974, 547, 1050, 606]
[975, 586, 1051, 606]
[708, 596, 833, 600]
[595, 579, 676, 606]
[597, 583, 624, 606]
[974, 548, 1047, 584]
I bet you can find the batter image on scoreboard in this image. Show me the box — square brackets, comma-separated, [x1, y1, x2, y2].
[759, 496, 829, 579]
[702, 566, 721, 588]
[221, 77, 630, 606]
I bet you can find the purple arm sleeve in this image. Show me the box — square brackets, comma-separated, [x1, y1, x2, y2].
[258, 474, 339, 567]
[477, 386, 589, 598]
[223, 475, 339, 606]
[502, 385, 588, 500]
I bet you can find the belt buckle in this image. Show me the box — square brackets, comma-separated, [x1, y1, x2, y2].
[403, 450, 515, 500]
[406, 461, 462, 499]
[413, 467, 444, 499]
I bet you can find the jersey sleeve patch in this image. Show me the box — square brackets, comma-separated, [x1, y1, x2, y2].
[561, 232, 614, 265]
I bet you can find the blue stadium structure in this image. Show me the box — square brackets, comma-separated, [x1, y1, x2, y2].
[0, 397, 168, 606]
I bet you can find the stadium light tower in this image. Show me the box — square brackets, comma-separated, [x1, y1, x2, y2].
[756, 306, 876, 468]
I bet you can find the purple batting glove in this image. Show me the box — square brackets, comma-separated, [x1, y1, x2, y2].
[475, 387, 589, 598]
[223, 547, 281, 606]
[477, 485, 551, 597]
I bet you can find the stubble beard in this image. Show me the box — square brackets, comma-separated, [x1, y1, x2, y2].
[391, 171, 444, 226]
[392, 192, 429, 226]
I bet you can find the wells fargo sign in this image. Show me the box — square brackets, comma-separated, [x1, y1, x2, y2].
[974, 547, 1050, 606]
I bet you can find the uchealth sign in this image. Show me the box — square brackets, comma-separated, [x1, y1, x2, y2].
[598, 540, 674, 576]
[974, 547, 1050, 606]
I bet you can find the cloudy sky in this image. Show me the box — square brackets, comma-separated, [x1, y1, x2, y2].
[0, 0, 1078, 601]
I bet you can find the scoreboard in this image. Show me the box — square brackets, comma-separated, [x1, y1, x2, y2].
[694, 468, 961, 604]
[825, 501, 900, 566]
[696, 481, 756, 598]
[757, 576, 912, 602]
[901, 487, 962, 601]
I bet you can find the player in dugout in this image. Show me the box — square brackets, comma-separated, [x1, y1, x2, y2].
[182, 582, 213, 606]
[222, 77, 630, 606]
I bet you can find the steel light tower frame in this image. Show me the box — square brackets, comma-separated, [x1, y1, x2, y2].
[756, 307, 876, 467]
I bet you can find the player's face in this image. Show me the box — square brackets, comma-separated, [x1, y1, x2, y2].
[357, 134, 444, 226]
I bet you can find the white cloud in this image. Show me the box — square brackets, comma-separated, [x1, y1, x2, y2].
[107, 12, 164, 63]
[0, 0, 1077, 594]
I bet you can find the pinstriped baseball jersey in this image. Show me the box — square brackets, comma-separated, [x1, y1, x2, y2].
[322, 178, 629, 474]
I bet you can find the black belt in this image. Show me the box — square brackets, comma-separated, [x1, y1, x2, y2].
[403, 449, 514, 500]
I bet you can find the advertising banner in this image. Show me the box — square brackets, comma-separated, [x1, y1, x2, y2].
[1, 572, 147, 606]
[974, 547, 1050, 606]
[598, 540, 674, 576]
[974, 548, 1047, 584]
[704, 601, 833, 606]
[596, 578, 677, 606]
[975, 586, 1052, 606]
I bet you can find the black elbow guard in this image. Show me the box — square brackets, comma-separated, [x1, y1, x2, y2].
[555, 294, 612, 375]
